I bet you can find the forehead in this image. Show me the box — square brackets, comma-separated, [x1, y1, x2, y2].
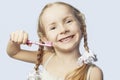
[41, 4, 74, 25]
[43, 4, 73, 16]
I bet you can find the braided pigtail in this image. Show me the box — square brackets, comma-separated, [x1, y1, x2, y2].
[27, 39, 44, 80]
[34, 39, 44, 71]
[75, 12, 89, 53]
[83, 25, 89, 53]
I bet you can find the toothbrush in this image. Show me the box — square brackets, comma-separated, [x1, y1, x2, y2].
[26, 40, 53, 47]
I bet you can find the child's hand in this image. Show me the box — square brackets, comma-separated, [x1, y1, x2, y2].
[10, 30, 28, 44]
[7, 30, 37, 62]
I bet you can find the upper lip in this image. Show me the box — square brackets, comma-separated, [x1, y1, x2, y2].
[58, 35, 75, 41]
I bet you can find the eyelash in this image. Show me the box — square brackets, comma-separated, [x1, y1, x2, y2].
[50, 26, 56, 30]
[49, 19, 73, 30]
[66, 20, 72, 24]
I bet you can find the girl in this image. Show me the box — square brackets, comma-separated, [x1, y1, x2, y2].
[6, 2, 103, 80]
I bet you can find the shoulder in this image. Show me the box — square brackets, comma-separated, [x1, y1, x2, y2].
[88, 64, 103, 80]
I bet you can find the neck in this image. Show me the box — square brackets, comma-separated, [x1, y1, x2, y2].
[54, 48, 81, 64]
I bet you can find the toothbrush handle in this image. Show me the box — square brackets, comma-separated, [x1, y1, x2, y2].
[26, 40, 52, 47]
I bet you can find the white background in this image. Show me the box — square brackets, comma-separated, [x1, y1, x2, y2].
[0, 0, 119, 80]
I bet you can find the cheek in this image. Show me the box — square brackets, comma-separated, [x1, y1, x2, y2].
[46, 32, 57, 41]
[72, 23, 82, 38]
[71, 23, 81, 32]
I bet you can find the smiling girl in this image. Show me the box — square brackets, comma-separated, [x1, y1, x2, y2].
[6, 2, 103, 80]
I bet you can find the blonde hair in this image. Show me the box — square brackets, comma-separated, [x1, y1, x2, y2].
[35, 2, 90, 80]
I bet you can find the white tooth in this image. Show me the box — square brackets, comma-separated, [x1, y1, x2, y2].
[61, 37, 71, 42]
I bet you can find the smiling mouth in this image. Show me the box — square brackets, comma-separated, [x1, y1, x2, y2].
[59, 35, 75, 42]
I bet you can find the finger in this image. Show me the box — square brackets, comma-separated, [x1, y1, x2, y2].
[23, 31, 28, 44]
[13, 30, 19, 43]
[10, 32, 15, 41]
[17, 30, 24, 44]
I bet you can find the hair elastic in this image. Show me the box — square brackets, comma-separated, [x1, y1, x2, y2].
[77, 50, 97, 66]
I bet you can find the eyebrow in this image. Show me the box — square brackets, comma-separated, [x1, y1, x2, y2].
[47, 22, 56, 27]
[63, 15, 73, 22]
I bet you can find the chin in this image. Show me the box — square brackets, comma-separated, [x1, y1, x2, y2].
[54, 41, 79, 53]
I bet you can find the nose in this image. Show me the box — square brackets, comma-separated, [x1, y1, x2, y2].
[59, 25, 69, 34]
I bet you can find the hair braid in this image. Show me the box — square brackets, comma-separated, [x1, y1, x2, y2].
[76, 13, 89, 53]
[83, 25, 89, 52]
[34, 39, 44, 71]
